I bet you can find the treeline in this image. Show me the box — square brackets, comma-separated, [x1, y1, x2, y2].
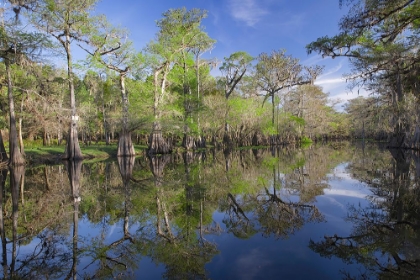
[1, 0, 419, 165]
[0, 0, 345, 164]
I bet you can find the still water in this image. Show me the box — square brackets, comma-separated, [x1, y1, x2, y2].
[1, 142, 419, 279]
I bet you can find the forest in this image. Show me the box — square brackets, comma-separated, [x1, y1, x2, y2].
[0, 0, 419, 165]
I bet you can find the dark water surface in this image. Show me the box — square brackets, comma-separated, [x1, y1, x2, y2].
[1, 142, 419, 279]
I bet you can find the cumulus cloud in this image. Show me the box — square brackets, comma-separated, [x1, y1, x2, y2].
[228, 0, 268, 26]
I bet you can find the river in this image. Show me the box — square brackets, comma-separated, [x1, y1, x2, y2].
[1, 141, 419, 279]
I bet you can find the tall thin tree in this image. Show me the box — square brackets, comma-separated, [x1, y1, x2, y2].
[31, 0, 99, 160]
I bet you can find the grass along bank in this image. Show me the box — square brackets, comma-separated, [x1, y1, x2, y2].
[4, 142, 148, 165]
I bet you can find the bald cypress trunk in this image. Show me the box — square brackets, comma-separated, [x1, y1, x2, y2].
[6, 61, 24, 166]
[117, 74, 135, 157]
[63, 32, 82, 160]
[118, 131, 135, 157]
[148, 122, 172, 155]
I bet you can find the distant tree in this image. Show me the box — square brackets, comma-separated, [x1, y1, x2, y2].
[284, 85, 332, 139]
[219, 51, 254, 146]
[255, 50, 323, 128]
[344, 96, 390, 140]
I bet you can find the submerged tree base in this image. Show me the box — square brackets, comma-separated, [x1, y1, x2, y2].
[148, 123, 172, 155]
[117, 131, 135, 157]
[182, 134, 206, 150]
[182, 134, 196, 150]
[63, 125, 83, 160]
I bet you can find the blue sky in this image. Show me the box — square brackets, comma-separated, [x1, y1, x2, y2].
[94, 0, 366, 109]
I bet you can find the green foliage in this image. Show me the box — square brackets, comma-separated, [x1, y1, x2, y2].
[262, 124, 277, 135]
[219, 51, 253, 99]
[300, 136, 312, 144]
[289, 115, 305, 126]
[262, 156, 279, 169]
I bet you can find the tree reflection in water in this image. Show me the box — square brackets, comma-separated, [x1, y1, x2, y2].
[2, 143, 412, 278]
[83, 156, 139, 279]
[222, 148, 325, 239]
[144, 153, 219, 279]
[310, 148, 420, 279]
[65, 160, 82, 280]
[0, 165, 71, 279]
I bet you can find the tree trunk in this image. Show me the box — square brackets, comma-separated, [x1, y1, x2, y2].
[103, 108, 110, 145]
[148, 122, 172, 155]
[118, 131, 135, 157]
[271, 93, 275, 126]
[252, 130, 267, 146]
[194, 53, 206, 149]
[63, 34, 82, 160]
[409, 105, 420, 150]
[195, 135, 206, 148]
[223, 122, 234, 147]
[43, 127, 48, 146]
[182, 125, 196, 150]
[57, 103, 63, 145]
[18, 97, 25, 156]
[182, 134, 196, 150]
[6, 61, 24, 166]
[0, 130, 8, 164]
[117, 74, 135, 156]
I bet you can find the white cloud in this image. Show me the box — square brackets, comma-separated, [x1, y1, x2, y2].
[323, 188, 368, 199]
[315, 77, 348, 98]
[301, 54, 324, 66]
[322, 196, 346, 211]
[319, 61, 343, 78]
[315, 77, 345, 86]
[228, 0, 268, 26]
